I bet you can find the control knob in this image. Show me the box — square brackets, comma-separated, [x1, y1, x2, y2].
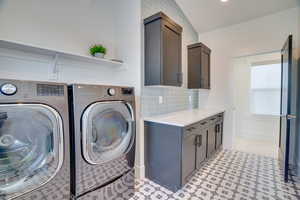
[107, 88, 116, 96]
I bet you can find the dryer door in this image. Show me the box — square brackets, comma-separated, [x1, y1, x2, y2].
[0, 104, 64, 199]
[82, 101, 135, 165]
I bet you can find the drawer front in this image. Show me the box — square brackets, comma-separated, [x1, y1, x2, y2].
[216, 113, 224, 122]
[208, 115, 218, 124]
[197, 120, 209, 130]
[184, 123, 199, 138]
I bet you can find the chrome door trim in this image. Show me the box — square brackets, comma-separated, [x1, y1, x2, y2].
[0, 103, 64, 200]
[287, 114, 296, 120]
[82, 101, 135, 165]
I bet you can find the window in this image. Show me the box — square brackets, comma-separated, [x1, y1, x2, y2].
[250, 62, 281, 116]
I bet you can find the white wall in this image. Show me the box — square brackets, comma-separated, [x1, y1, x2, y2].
[0, 0, 141, 89]
[0, 0, 116, 58]
[0, 0, 143, 175]
[198, 7, 300, 150]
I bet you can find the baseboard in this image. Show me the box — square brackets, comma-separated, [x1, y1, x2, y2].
[135, 165, 145, 179]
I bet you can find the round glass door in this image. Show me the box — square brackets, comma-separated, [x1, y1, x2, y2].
[0, 104, 63, 199]
[82, 101, 134, 165]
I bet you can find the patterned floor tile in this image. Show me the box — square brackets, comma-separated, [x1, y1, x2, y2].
[130, 149, 300, 200]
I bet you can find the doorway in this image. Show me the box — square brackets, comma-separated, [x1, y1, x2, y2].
[232, 52, 282, 158]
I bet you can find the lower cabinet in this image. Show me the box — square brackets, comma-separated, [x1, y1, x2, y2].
[145, 112, 224, 192]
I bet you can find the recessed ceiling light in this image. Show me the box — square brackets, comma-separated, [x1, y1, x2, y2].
[221, 0, 228, 2]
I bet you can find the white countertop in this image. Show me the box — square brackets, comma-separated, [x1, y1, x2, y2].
[143, 108, 225, 127]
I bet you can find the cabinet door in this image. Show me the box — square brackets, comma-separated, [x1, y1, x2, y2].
[201, 50, 210, 89]
[216, 122, 223, 149]
[188, 47, 201, 88]
[207, 124, 216, 158]
[162, 24, 182, 86]
[182, 133, 196, 184]
[196, 129, 207, 169]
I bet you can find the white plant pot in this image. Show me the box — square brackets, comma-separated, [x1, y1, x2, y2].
[94, 53, 105, 58]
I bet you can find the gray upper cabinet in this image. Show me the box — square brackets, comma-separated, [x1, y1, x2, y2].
[188, 43, 211, 89]
[144, 12, 183, 86]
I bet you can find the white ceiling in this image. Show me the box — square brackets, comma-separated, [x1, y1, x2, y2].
[175, 0, 300, 33]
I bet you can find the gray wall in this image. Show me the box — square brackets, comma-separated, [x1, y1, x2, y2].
[141, 0, 199, 117]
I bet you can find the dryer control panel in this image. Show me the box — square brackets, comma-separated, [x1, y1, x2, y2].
[122, 88, 134, 95]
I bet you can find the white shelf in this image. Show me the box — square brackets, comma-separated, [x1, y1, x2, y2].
[0, 39, 124, 67]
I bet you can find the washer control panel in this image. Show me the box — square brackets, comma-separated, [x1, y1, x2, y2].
[122, 88, 133, 95]
[107, 88, 116, 96]
[0, 83, 17, 95]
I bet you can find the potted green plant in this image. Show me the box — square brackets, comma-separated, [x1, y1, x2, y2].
[89, 44, 107, 58]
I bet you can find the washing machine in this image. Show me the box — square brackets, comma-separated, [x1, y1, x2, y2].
[68, 84, 135, 200]
[0, 79, 70, 200]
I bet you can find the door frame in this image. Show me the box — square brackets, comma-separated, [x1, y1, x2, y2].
[278, 35, 293, 182]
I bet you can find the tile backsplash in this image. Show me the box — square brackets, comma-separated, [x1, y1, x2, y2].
[142, 87, 199, 117]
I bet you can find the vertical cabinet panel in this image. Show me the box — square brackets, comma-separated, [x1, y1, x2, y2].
[188, 47, 201, 88]
[216, 115, 224, 150]
[162, 24, 182, 86]
[144, 12, 183, 86]
[207, 119, 217, 158]
[207, 125, 215, 158]
[145, 122, 183, 192]
[188, 43, 211, 89]
[196, 128, 208, 169]
[201, 50, 210, 89]
[182, 133, 196, 184]
[144, 20, 162, 85]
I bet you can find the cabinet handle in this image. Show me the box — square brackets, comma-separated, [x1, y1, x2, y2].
[194, 135, 202, 147]
[187, 126, 196, 131]
[194, 136, 198, 145]
[199, 135, 202, 147]
[0, 112, 7, 120]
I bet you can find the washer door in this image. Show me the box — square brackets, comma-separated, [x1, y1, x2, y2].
[0, 104, 64, 199]
[82, 101, 134, 165]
